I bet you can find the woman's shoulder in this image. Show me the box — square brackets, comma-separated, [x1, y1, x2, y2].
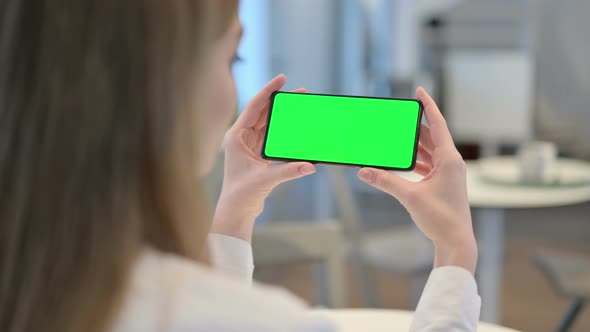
[112, 248, 335, 332]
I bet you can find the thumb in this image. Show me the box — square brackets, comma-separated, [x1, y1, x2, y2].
[263, 162, 317, 187]
[357, 167, 413, 201]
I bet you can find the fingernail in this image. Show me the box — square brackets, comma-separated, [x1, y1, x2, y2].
[358, 169, 375, 183]
[299, 164, 316, 175]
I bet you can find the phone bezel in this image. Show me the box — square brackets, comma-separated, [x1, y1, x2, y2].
[260, 91, 423, 171]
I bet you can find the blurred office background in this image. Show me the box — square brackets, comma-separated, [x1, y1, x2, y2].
[209, 0, 590, 331]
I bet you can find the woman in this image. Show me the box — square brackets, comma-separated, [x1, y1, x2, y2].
[0, 1, 480, 332]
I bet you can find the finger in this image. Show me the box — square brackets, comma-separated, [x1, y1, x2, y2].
[413, 161, 432, 177]
[419, 124, 434, 152]
[416, 87, 453, 148]
[253, 87, 308, 130]
[263, 162, 317, 187]
[255, 128, 266, 151]
[357, 167, 413, 201]
[417, 143, 433, 167]
[236, 74, 287, 128]
[253, 101, 270, 130]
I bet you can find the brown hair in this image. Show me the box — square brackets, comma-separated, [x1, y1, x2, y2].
[0, 1, 237, 332]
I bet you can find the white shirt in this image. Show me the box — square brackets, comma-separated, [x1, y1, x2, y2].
[112, 234, 481, 331]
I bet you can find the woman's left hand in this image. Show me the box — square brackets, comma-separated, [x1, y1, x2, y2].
[211, 74, 316, 241]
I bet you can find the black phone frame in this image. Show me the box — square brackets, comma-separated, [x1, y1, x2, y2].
[260, 91, 423, 171]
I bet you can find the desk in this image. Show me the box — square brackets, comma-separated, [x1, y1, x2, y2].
[313, 309, 522, 332]
[466, 158, 590, 323]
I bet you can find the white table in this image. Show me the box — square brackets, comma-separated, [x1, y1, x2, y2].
[466, 158, 590, 323]
[313, 309, 522, 332]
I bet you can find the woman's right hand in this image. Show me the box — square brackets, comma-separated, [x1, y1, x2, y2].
[357, 87, 477, 274]
[211, 75, 316, 242]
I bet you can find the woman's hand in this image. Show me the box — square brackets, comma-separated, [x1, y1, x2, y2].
[211, 74, 316, 242]
[357, 88, 477, 274]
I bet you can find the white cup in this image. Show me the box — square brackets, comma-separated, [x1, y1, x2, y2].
[518, 141, 558, 184]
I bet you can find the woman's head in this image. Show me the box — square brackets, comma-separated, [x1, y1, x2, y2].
[0, 1, 238, 332]
[194, 17, 242, 173]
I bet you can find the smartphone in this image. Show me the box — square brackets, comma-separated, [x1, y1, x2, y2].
[261, 92, 423, 170]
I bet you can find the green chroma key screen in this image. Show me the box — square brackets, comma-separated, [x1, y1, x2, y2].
[262, 92, 423, 170]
